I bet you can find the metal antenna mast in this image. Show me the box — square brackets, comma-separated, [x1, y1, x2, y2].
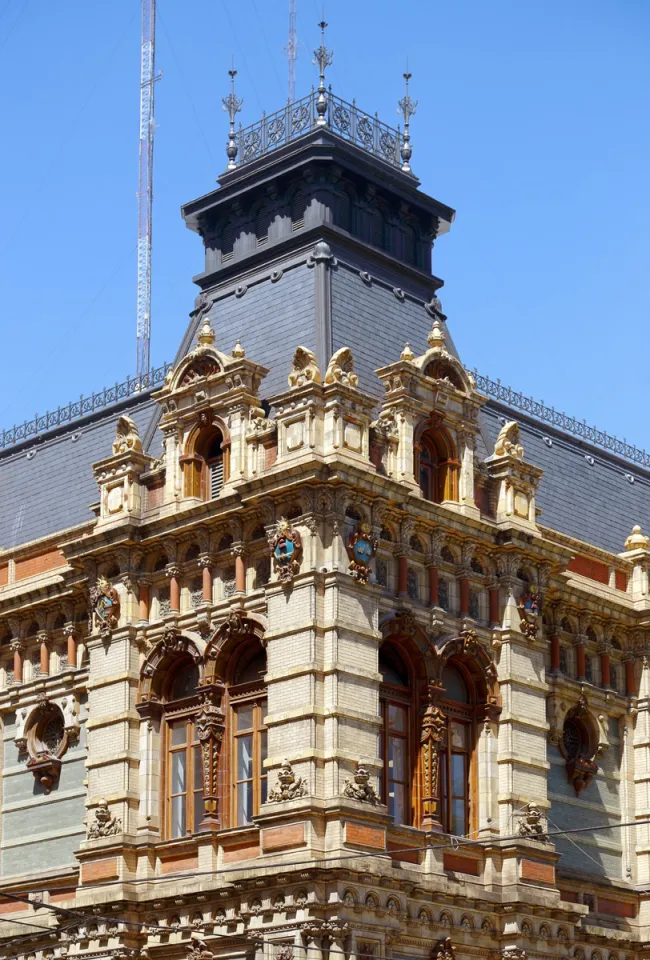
[136, 0, 156, 379]
[287, 0, 297, 102]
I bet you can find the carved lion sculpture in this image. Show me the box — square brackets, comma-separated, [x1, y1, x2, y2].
[112, 415, 143, 455]
[324, 347, 358, 387]
[493, 420, 524, 460]
[288, 346, 321, 388]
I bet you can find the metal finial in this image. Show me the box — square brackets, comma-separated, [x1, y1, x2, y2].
[313, 18, 333, 127]
[222, 62, 244, 170]
[398, 67, 418, 173]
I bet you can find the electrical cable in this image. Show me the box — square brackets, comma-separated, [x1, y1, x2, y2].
[157, 3, 217, 169]
[0, 0, 28, 56]
[217, 0, 264, 113]
[248, 0, 284, 101]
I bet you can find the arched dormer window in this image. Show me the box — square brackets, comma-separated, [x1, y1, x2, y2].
[416, 426, 459, 503]
[182, 424, 227, 501]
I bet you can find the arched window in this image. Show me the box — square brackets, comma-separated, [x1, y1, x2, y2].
[417, 428, 459, 503]
[379, 645, 413, 826]
[182, 426, 226, 501]
[163, 660, 203, 839]
[226, 644, 267, 826]
[438, 662, 476, 836]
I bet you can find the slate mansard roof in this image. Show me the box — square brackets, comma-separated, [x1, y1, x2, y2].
[0, 317, 648, 557]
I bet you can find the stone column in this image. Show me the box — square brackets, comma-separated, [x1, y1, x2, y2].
[574, 636, 586, 682]
[198, 556, 213, 602]
[38, 632, 51, 676]
[599, 640, 611, 689]
[302, 924, 324, 960]
[489, 583, 500, 628]
[549, 634, 560, 673]
[233, 545, 247, 594]
[11, 641, 24, 684]
[138, 580, 151, 624]
[166, 564, 181, 613]
[64, 624, 78, 670]
[427, 561, 439, 606]
[397, 553, 408, 598]
[458, 571, 470, 617]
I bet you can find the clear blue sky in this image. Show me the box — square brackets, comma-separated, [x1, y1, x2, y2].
[0, 0, 648, 444]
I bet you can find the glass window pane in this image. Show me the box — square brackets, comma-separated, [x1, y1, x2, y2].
[450, 721, 467, 749]
[389, 783, 406, 825]
[388, 704, 406, 732]
[194, 745, 203, 790]
[171, 722, 187, 746]
[171, 751, 186, 794]
[260, 728, 267, 762]
[451, 798, 467, 836]
[442, 665, 469, 703]
[388, 736, 406, 781]
[237, 705, 254, 731]
[171, 794, 186, 838]
[451, 753, 466, 796]
[237, 734, 253, 780]
[237, 781, 253, 826]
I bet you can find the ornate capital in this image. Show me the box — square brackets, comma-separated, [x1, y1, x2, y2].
[197, 555, 214, 570]
[166, 563, 181, 579]
[36, 631, 50, 647]
[10, 640, 24, 654]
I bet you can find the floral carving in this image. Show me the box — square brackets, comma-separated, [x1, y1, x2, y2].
[270, 518, 303, 584]
[342, 763, 378, 804]
[87, 799, 122, 839]
[268, 759, 307, 802]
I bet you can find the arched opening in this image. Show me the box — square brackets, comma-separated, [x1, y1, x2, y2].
[182, 425, 226, 500]
[416, 426, 459, 503]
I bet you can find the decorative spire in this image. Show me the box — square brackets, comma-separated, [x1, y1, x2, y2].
[222, 62, 243, 170]
[400, 342, 415, 361]
[232, 338, 245, 359]
[427, 318, 446, 349]
[313, 18, 333, 127]
[624, 525, 650, 552]
[198, 317, 216, 347]
[398, 66, 418, 173]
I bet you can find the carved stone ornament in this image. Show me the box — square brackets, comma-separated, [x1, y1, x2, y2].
[347, 526, 378, 584]
[270, 518, 303, 584]
[420, 682, 447, 827]
[288, 346, 322, 388]
[371, 409, 399, 440]
[90, 576, 120, 634]
[494, 420, 524, 460]
[518, 590, 541, 641]
[561, 695, 598, 795]
[432, 938, 455, 960]
[500, 950, 527, 960]
[342, 763, 378, 804]
[517, 802, 547, 841]
[112, 415, 143, 455]
[187, 938, 214, 960]
[325, 347, 358, 387]
[87, 799, 122, 839]
[268, 759, 308, 802]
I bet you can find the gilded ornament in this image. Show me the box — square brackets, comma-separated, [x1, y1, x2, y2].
[270, 518, 303, 584]
[625, 524, 649, 551]
[346, 525, 377, 584]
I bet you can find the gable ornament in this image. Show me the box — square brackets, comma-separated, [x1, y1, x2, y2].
[288, 346, 322, 388]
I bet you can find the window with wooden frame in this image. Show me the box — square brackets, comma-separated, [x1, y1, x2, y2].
[225, 644, 268, 828]
[163, 660, 204, 839]
[438, 661, 477, 837]
[416, 427, 459, 503]
[379, 646, 413, 827]
[181, 425, 226, 501]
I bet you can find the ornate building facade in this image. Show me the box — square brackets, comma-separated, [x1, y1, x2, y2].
[1, 58, 650, 960]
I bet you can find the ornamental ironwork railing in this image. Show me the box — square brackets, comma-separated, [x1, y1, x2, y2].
[236, 89, 405, 170]
[472, 370, 650, 470]
[0, 362, 172, 452]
